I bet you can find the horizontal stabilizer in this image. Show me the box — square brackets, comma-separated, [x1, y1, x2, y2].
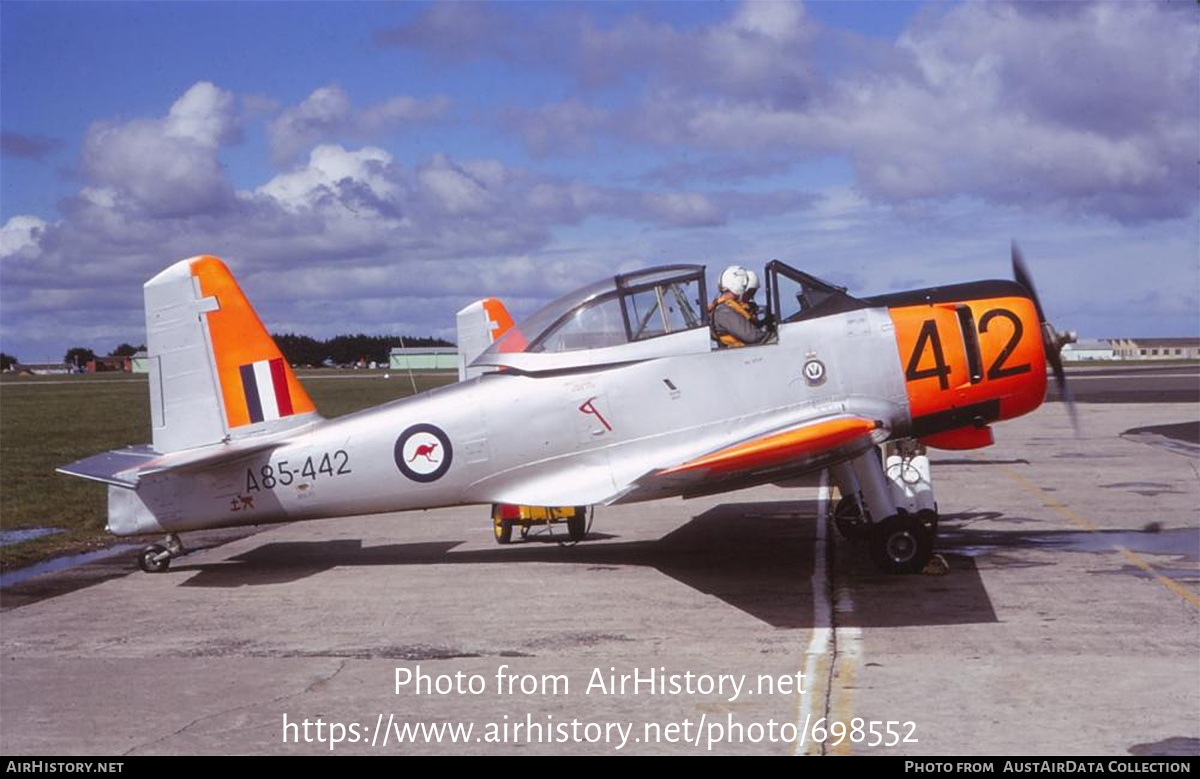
[58, 434, 294, 488]
[55, 447, 159, 487]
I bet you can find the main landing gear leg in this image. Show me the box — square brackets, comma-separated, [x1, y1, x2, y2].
[829, 446, 936, 574]
[137, 533, 184, 573]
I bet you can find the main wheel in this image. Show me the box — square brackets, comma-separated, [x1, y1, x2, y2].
[138, 544, 170, 573]
[868, 513, 933, 574]
[566, 507, 588, 542]
[833, 495, 869, 539]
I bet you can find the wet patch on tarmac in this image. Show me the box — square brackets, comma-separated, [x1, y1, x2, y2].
[1123, 421, 1200, 444]
[1128, 736, 1200, 757]
[1100, 481, 1185, 497]
[0, 544, 141, 589]
[0, 527, 64, 546]
[1121, 421, 1200, 457]
[0, 527, 262, 610]
[938, 524, 1199, 566]
[945, 511, 1038, 526]
[1106, 564, 1200, 584]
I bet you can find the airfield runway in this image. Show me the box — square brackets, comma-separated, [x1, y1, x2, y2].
[1, 372, 1197, 755]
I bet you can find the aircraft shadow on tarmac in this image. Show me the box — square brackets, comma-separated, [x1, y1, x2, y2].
[172, 500, 1007, 629]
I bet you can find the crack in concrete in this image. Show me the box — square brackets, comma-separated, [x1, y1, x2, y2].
[821, 515, 839, 758]
[121, 658, 350, 755]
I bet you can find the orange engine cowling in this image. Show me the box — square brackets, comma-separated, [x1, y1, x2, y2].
[883, 282, 1046, 450]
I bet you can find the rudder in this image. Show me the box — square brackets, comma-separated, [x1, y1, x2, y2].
[455, 297, 515, 381]
[144, 255, 318, 453]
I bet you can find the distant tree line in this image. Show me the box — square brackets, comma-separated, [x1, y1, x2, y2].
[58, 344, 146, 369]
[12, 337, 448, 373]
[273, 333, 454, 367]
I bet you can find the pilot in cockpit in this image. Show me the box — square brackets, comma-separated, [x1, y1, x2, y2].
[743, 269, 762, 322]
[710, 265, 772, 347]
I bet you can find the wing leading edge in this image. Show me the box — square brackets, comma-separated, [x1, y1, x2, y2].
[609, 415, 883, 504]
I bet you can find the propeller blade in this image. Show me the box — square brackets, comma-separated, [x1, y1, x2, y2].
[1011, 241, 1078, 433]
[1044, 330, 1078, 430]
[1011, 241, 1046, 323]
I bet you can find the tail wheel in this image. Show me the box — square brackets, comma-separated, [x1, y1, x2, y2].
[869, 513, 933, 574]
[138, 544, 170, 573]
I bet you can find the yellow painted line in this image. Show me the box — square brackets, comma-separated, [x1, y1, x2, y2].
[980, 456, 1200, 609]
[828, 594, 860, 756]
[1113, 545, 1200, 607]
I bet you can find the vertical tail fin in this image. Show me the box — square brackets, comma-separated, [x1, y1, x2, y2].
[455, 297, 514, 381]
[145, 255, 318, 453]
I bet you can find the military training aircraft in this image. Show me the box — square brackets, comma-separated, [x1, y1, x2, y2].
[58, 246, 1074, 574]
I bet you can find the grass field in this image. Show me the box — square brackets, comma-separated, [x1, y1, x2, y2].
[0, 370, 455, 570]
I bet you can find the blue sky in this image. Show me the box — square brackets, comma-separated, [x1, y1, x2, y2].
[2, 1, 1196, 361]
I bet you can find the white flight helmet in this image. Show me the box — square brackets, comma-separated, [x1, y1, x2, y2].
[719, 265, 751, 297]
[744, 269, 760, 298]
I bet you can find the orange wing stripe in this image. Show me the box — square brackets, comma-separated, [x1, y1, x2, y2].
[662, 417, 877, 477]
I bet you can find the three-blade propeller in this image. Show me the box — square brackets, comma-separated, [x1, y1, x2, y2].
[1011, 241, 1078, 431]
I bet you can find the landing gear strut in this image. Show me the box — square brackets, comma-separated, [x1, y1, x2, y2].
[832, 494, 868, 540]
[830, 441, 938, 574]
[137, 533, 184, 573]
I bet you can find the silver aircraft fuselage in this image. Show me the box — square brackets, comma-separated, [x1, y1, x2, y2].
[112, 308, 907, 536]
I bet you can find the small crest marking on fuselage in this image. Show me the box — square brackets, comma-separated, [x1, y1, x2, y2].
[803, 359, 827, 386]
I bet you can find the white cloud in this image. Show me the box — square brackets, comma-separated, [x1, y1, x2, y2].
[79, 81, 239, 217]
[164, 81, 240, 147]
[0, 215, 48, 259]
[641, 192, 724, 228]
[257, 145, 398, 212]
[267, 85, 449, 165]
[416, 1, 1196, 224]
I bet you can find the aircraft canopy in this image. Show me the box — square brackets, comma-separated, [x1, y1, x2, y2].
[484, 265, 709, 356]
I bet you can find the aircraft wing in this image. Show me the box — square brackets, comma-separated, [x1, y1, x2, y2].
[608, 415, 883, 505]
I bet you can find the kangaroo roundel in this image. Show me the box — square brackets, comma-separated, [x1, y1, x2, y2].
[395, 424, 453, 482]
